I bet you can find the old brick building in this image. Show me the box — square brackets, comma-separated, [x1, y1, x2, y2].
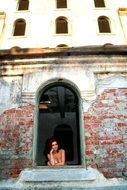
[0, 0, 127, 182]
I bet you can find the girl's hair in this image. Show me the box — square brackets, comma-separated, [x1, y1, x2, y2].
[45, 137, 59, 155]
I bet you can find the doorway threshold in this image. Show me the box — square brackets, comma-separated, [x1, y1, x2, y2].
[19, 166, 96, 182]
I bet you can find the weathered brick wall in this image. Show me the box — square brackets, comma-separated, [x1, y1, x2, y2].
[0, 88, 127, 180]
[0, 104, 34, 179]
[85, 88, 127, 178]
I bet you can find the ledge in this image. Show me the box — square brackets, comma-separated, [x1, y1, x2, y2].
[19, 167, 96, 182]
[0, 45, 127, 60]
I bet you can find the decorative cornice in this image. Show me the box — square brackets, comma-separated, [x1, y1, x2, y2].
[0, 45, 127, 60]
[0, 46, 127, 76]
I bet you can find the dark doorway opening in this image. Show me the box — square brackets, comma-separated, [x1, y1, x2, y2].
[36, 83, 81, 165]
[54, 124, 74, 162]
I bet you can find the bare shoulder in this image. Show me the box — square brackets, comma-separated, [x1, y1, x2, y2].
[59, 149, 65, 153]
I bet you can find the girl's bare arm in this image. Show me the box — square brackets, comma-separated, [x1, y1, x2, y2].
[48, 148, 57, 165]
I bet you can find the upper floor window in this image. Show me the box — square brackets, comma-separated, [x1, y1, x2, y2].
[13, 19, 26, 36]
[56, 0, 67, 8]
[98, 16, 111, 33]
[18, 0, 29, 10]
[94, 0, 105, 7]
[56, 17, 68, 34]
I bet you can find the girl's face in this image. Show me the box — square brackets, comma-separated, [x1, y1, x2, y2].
[51, 141, 58, 151]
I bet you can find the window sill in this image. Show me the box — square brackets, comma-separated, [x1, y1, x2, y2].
[54, 8, 70, 11]
[15, 10, 30, 13]
[53, 33, 71, 36]
[9, 35, 27, 39]
[93, 7, 110, 10]
[97, 32, 115, 36]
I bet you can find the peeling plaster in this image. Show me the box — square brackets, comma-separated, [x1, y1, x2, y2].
[96, 75, 127, 95]
[0, 76, 23, 114]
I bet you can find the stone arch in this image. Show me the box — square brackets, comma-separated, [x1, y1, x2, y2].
[33, 79, 85, 166]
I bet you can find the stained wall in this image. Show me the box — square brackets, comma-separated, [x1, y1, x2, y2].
[0, 47, 127, 179]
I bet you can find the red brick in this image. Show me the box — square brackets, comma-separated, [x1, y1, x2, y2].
[84, 88, 127, 178]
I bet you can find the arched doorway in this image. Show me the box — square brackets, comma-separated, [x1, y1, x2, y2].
[36, 83, 81, 166]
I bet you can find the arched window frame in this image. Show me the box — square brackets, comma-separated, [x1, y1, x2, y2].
[98, 16, 111, 33]
[17, 0, 29, 11]
[56, 44, 68, 48]
[13, 19, 26, 36]
[56, 0, 67, 9]
[94, 0, 105, 8]
[55, 16, 69, 34]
